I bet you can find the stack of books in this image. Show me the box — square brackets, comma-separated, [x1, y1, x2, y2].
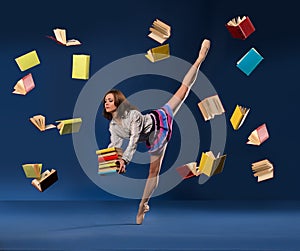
[96, 147, 123, 175]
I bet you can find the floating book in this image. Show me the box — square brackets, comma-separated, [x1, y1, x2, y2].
[148, 19, 171, 44]
[47, 28, 81, 46]
[12, 73, 35, 95]
[225, 16, 255, 40]
[15, 50, 40, 71]
[237, 48, 263, 76]
[247, 123, 269, 146]
[72, 54, 90, 80]
[56, 118, 82, 135]
[96, 147, 123, 175]
[22, 163, 42, 178]
[251, 159, 274, 182]
[145, 44, 170, 63]
[198, 151, 227, 177]
[198, 94, 225, 121]
[30, 115, 56, 132]
[230, 104, 250, 130]
[31, 169, 58, 192]
[176, 162, 199, 180]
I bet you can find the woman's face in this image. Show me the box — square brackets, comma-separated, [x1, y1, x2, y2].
[104, 93, 117, 113]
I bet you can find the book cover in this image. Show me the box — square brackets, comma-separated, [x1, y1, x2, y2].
[230, 105, 250, 130]
[31, 169, 58, 192]
[145, 44, 170, 63]
[237, 48, 264, 76]
[22, 163, 42, 178]
[176, 162, 199, 179]
[225, 16, 255, 40]
[15, 50, 40, 71]
[247, 123, 269, 145]
[12, 73, 35, 95]
[56, 118, 82, 135]
[72, 54, 90, 80]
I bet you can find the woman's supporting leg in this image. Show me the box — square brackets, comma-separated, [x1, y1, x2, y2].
[167, 39, 211, 116]
[136, 146, 167, 224]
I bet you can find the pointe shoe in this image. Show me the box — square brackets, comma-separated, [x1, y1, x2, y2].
[197, 39, 211, 63]
[136, 203, 150, 225]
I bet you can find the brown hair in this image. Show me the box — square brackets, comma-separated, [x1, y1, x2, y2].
[102, 89, 138, 120]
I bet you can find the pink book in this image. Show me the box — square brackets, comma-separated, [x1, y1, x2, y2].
[12, 73, 35, 95]
[247, 123, 269, 146]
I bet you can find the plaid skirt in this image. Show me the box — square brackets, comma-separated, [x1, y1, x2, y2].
[146, 104, 174, 154]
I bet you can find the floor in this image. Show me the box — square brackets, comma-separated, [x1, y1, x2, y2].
[1, 200, 300, 251]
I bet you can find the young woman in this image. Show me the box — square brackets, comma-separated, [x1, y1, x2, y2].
[102, 39, 211, 224]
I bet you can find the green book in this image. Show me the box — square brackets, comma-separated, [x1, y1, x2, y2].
[56, 118, 82, 135]
[22, 163, 42, 178]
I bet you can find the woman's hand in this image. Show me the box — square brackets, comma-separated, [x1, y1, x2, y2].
[118, 159, 127, 174]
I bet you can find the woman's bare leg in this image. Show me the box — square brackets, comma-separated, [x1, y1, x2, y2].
[136, 146, 167, 224]
[167, 39, 211, 116]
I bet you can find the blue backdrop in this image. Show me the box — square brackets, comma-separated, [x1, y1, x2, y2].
[0, 0, 298, 200]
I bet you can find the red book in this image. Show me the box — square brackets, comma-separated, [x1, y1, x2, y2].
[176, 162, 199, 179]
[247, 123, 269, 146]
[225, 16, 255, 40]
[98, 153, 120, 162]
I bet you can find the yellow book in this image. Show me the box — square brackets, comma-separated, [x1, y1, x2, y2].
[56, 118, 82, 135]
[15, 50, 40, 71]
[72, 54, 90, 80]
[22, 163, 42, 178]
[198, 151, 227, 177]
[145, 44, 170, 63]
[96, 147, 123, 155]
[230, 105, 250, 130]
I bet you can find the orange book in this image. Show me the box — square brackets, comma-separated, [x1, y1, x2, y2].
[12, 73, 35, 95]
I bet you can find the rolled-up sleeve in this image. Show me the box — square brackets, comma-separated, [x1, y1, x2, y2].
[122, 111, 143, 164]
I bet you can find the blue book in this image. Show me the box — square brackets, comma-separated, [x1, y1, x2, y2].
[236, 48, 263, 76]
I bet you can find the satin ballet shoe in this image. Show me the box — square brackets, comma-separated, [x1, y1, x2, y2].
[136, 203, 150, 225]
[198, 39, 211, 62]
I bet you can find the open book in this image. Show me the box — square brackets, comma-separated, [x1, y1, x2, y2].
[56, 118, 82, 135]
[198, 151, 227, 177]
[251, 159, 274, 182]
[22, 163, 42, 178]
[145, 44, 170, 62]
[230, 104, 250, 130]
[198, 95, 225, 121]
[47, 28, 81, 46]
[31, 169, 58, 192]
[148, 19, 171, 44]
[12, 73, 35, 95]
[247, 123, 269, 146]
[176, 162, 199, 180]
[225, 16, 255, 40]
[29, 115, 56, 132]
